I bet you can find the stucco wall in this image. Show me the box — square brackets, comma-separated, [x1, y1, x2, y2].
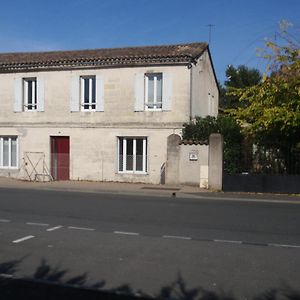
[191, 49, 219, 117]
[0, 127, 182, 184]
[179, 144, 209, 187]
[0, 65, 191, 126]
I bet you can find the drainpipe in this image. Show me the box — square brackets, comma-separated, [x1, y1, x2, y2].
[189, 64, 193, 121]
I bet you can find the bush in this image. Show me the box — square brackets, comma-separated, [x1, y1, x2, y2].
[182, 115, 244, 174]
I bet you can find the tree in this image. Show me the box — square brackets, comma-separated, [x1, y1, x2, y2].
[220, 65, 262, 109]
[228, 21, 300, 174]
[182, 115, 244, 174]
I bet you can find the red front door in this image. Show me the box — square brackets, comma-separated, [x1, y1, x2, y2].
[50, 136, 70, 180]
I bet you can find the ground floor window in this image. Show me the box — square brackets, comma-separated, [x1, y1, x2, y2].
[0, 136, 18, 168]
[118, 137, 147, 173]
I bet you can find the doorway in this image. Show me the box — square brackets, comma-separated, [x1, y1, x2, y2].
[50, 136, 70, 180]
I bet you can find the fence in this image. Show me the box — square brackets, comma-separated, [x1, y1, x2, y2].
[223, 141, 300, 193]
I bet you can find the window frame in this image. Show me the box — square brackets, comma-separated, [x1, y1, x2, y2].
[0, 136, 18, 169]
[144, 73, 163, 111]
[23, 77, 37, 111]
[118, 137, 147, 174]
[80, 76, 96, 111]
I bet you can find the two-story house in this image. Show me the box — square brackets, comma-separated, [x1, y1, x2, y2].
[0, 42, 218, 183]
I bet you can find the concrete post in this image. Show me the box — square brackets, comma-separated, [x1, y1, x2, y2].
[165, 134, 181, 185]
[208, 133, 223, 190]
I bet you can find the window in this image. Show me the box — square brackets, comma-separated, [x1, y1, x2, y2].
[118, 137, 147, 173]
[0, 137, 18, 169]
[134, 72, 171, 112]
[23, 78, 37, 111]
[145, 73, 162, 110]
[80, 76, 96, 111]
[14, 77, 44, 112]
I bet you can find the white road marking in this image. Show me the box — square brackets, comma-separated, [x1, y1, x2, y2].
[12, 235, 35, 243]
[47, 225, 63, 232]
[0, 219, 10, 223]
[214, 239, 243, 244]
[114, 231, 140, 236]
[268, 243, 300, 249]
[26, 222, 49, 227]
[162, 235, 192, 240]
[0, 273, 13, 278]
[68, 226, 95, 231]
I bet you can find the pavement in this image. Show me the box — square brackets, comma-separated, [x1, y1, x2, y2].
[0, 176, 299, 202]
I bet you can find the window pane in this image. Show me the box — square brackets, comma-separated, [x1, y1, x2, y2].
[126, 139, 133, 155]
[156, 74, 162, 104]
[11, 138, 17, 167]
[126, 139, 133, 171]
[136, 139, 143, 155]
[118, 138, 123, 171]
[34, 79, 37, 106]
[28, 81, 33, 106]
[92, 77, 96, 103]
[136, 139, 143, 171]
[84, 78, 89, 104]
[147, 75, 154, 104]
[3, 138, 9, 167]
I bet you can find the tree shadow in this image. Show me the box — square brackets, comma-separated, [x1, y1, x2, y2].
[0, 258, 299, 300]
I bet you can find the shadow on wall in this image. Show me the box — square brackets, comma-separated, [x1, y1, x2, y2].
[0, 258, 300, 300]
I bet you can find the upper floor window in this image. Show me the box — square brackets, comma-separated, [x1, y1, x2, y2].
[70, 75, 104, 112]
[134, 72, 172, 112]
[145, 73, 162, 110]
[14, 77, 44, 113]
[80, 76, 96, 111]
[23, 78, 37, 111]
[0, 136, 18, 169]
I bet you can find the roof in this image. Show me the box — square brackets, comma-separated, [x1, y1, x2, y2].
[0, 42, 208, 73]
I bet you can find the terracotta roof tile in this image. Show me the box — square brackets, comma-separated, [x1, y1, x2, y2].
[0, 42, 208, 72]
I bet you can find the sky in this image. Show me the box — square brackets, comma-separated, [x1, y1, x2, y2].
[0, 0, 299, 83]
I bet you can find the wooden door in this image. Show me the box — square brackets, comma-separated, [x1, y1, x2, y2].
[50, 136, 70, 180]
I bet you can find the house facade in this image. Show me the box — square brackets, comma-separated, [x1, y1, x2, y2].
[0, 43, 218, 184]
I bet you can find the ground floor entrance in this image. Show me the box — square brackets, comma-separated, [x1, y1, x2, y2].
[50, 136, 70, 180]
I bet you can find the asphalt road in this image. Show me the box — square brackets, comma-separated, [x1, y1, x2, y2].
[0, 187, 299, 299]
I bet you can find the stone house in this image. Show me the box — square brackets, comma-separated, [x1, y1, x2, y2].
[0, 42, 218, 183]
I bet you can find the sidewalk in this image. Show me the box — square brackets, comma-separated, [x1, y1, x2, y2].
[0, 176, 299, 202]
[0, 176, 206, 197]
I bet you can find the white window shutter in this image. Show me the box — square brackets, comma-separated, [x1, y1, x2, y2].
[162, 72, 172, 111]
[96, 75, 104, 112]
[134, 73, 145, 111]
[14, 78, 23, 112]
[70, 75, 80, 112]
[37, 77, 45, 112]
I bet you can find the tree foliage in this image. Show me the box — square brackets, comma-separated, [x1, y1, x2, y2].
[228, 21, 300, 173]
[182, 115, 244, 174]
[220, 65, 262, 109]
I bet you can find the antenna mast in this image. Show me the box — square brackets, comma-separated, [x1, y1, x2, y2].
[207, 24, 215, 44]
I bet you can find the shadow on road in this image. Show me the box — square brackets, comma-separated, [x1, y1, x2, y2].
[0, 258, 299, 300]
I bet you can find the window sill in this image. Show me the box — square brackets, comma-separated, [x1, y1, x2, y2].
[118, 171, 148, 176]
[145, 108, 162, 112]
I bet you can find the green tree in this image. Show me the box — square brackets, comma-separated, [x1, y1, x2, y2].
[220, 65, 262, 109]
[182, 115, 244, 174]
[229, 21, 300, 173]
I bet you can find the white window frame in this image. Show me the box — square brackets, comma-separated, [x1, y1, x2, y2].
[118, 137, 147, 174]
[23, 78, 37, 111]
[80, 76, 96, 111]
[145, 73, 163, 111]
[0, 136, 18, 169]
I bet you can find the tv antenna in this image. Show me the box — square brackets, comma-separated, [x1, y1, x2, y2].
[206, 24, 215, 44]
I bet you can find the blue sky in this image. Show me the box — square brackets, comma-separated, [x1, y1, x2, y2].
[1, 0, 299, 83]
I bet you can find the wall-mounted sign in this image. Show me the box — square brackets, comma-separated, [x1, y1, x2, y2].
[189, 150, 198, 161]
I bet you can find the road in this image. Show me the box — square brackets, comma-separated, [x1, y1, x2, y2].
[0, 187, 299, 299]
